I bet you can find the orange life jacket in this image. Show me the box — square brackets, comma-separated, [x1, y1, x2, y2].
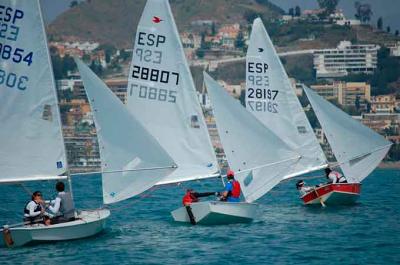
[182, 191, 198, 206]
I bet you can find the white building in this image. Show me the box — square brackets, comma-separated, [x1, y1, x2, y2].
[314, 41, 379, 78]
[388, 42, 400, 57]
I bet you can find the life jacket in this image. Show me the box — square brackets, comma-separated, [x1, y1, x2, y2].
[331, 171, 346, 183]
[182, 191, 199, 206]
[57, 192, 75, 219]
[230, 180, 241, 198]
[24, 201, 42, 216]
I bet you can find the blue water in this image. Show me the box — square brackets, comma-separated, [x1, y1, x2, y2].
[0, 169, 399, 265]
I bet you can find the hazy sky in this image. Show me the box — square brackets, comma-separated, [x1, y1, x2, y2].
[41, 0, 400, 32]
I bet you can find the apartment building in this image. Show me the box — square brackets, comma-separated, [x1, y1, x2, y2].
[314, 41, 379, 78]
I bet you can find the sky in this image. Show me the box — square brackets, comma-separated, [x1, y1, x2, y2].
[41, 0, 400, 32]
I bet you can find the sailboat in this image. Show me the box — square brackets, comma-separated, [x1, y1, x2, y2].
[246, 18, 392, 205]
[300, 87, 392, 205]
[201, 73, 301, 213]
[1, 0, 109, 247]
[245, 18, 327, 180]
[127, 0, 244, 224]
[74, 58, 177, 205]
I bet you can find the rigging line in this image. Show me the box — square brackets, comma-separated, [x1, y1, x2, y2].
[71, 165, 178, 177]
[104, 185, 163, 211]
[236, 155, 301, 175]
[18, 183, 32, 196]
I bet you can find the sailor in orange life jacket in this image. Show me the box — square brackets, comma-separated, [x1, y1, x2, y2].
[221, 170, 241, 202]
[182, 189, 217, 206]
[325, 168, 347, 184]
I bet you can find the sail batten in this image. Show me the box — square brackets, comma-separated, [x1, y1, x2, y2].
[304, 87, 392, 183]
[204, 73, 300, 202]
[0, 0, 67, 182]
[75, 58, 177, 204]
[245, 18, 327, 177]
[127, 0, 219, 184]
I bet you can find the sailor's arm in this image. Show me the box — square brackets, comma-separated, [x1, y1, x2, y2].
[48, 197, 61, 214]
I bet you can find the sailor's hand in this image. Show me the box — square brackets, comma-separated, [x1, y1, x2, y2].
[215, 192, 220, 196]
[40, 208, 45, 214]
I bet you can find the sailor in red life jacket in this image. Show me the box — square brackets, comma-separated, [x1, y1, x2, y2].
[221, 170, 241, 202]
[182, 189, 216, 225]
[182, 189, 216, 206]
[325, 168, 347, 184]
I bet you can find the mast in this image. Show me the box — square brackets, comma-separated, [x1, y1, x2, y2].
[38, 0, 75, 200]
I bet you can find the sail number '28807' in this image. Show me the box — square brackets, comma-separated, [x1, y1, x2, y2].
[130, 31, 179, 104]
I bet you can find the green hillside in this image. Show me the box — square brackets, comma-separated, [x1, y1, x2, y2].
[48, 0, 283, 48]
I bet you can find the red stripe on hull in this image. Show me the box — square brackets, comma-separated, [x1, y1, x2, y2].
[301, 183, 361, 205]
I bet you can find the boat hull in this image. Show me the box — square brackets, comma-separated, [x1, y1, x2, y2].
[301, 183, 361, 205]
[171, 201, 257, 225]
[2, 209, 110, 247]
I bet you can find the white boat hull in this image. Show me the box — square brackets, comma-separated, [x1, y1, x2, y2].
[2, 209, 110, 247]
[171, 201, 257, 225]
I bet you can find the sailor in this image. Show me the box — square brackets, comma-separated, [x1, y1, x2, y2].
[182, 189, 217, 225]
[182, 189, 216, 206]
[296, 180, 313, 196]
[325, 168, 347, 184]
[221, 170, 241, 202]
[47, 181, 76, 224]
[23, 191, 50, 225]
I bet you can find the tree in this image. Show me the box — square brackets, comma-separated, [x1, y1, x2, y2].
[70, 0, 78, 8]
[355, 95, 360, 110]
[288, 7, 294, 17]
[355, 2, 373, 24]
[317, 0, 339, 17]
[211, 22, 217, 36]
[234, 31, 245, 49]
[395, 30, 399, 36]
[387, 26, 391, 33]
[377, 17, 383, 30]
[295, 6, 301, 17]
[243, 10, 260, 23]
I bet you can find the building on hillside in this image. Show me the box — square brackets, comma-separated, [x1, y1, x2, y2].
[310, 81, 371, 108]
[217, 80, 243, 98]
[371, 94, 397, 113]
[388, 42, 400, 57]
[71, 78, 128, 103]
[361, 113, 400, 134]
[314, 41, 379, 78]
[289, 78, 304, 96]
[217, 23, 241, 49]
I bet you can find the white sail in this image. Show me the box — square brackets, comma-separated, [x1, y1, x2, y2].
[204, 73, 300, 202]
[0, 0, 67, 183]
[75, 59, 177, 204]
[127, 0, 219, 184]
[304, 87, 392, 183]
[245, 18, 327, 179]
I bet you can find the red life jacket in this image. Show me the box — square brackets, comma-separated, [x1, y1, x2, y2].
[231, 180, 241, 198]
[182, 191, 198, 206]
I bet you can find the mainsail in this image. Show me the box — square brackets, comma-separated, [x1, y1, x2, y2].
[245, 18, 327, 179]
[304, 87, 392, 183]
[204, 73, 300, 202]
[0, 0, 67, 183]
[75, 59, 177, 204]
[127, 0, 219, 184]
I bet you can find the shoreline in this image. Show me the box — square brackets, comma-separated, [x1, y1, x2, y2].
[379, 162, 400, 169]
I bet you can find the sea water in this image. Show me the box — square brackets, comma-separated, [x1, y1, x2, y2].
[0, 169, 399, 265]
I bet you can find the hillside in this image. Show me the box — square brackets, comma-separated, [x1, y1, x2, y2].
[48, 0, 283, 48]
